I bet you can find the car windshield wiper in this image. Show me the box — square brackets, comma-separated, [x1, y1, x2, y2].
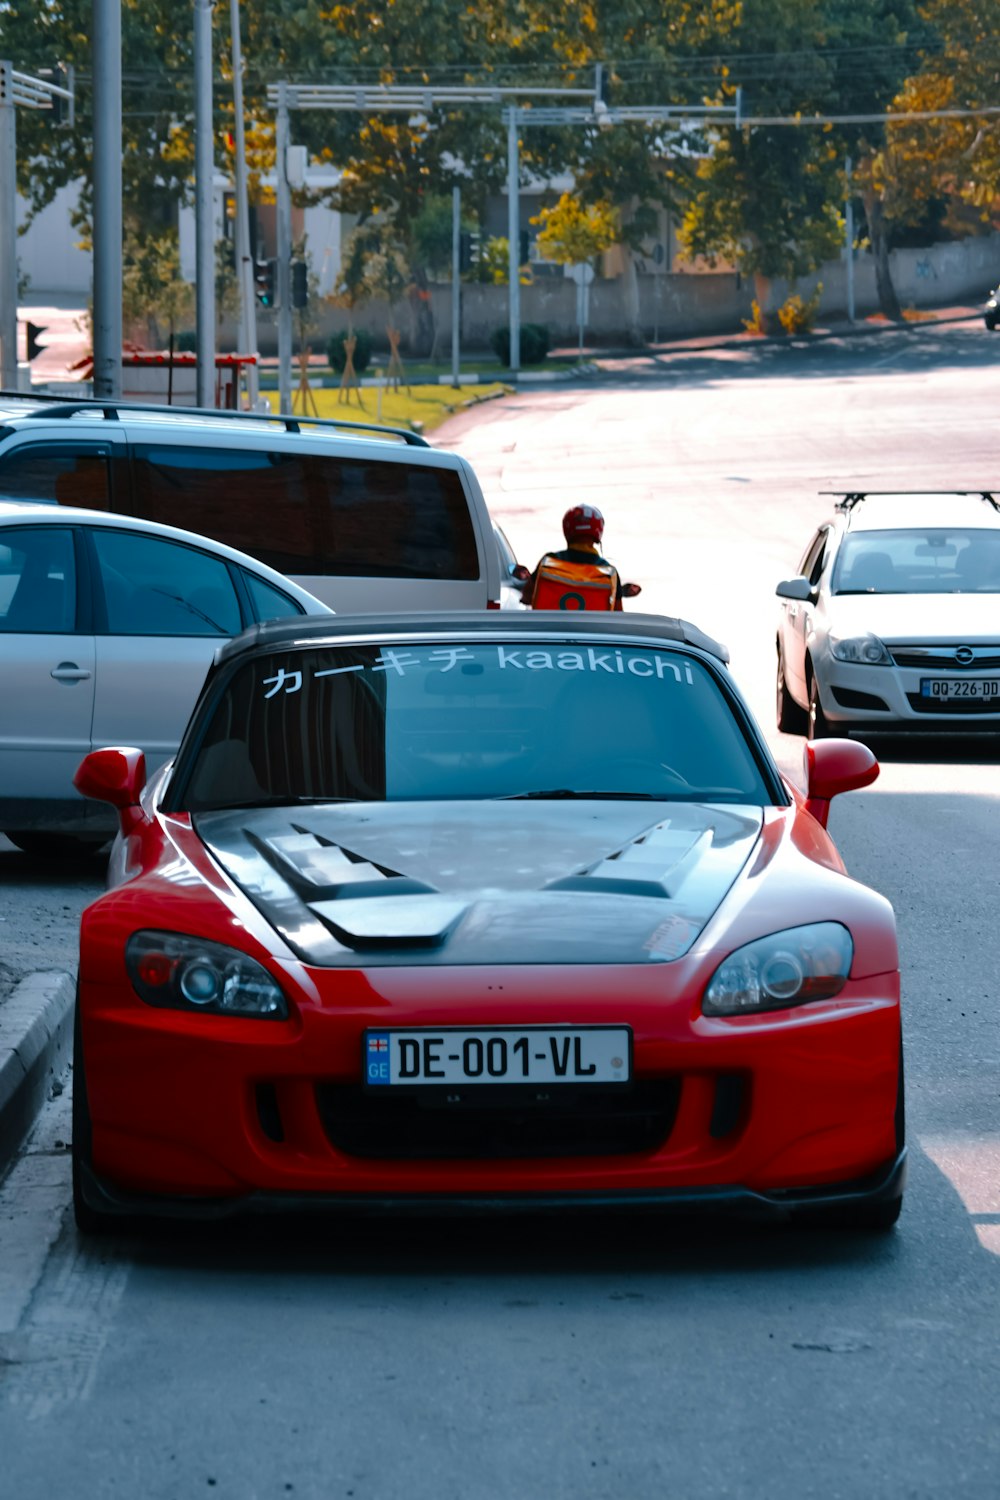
[498, 789, 664, 801]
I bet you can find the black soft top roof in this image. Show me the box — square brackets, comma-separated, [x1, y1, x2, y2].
[214, 611, 730, 666]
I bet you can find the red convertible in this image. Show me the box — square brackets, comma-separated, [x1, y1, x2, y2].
[73, 613, 904, 1232]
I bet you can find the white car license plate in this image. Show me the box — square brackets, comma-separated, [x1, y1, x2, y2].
[363, 1027, 631, 1088]
[920, 676, 1000, 700]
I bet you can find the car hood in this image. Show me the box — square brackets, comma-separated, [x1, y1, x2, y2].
[826, 592, 1000, 642]
[194, 801, 763, 967]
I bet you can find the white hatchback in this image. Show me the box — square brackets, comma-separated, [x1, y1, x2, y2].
[0, 501, 330, 855]
[776, 491, 1000, 738]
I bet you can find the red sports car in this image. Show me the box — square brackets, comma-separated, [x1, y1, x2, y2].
[73, 612, 904, 1233]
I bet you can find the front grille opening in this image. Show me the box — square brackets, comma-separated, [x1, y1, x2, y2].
[906, 693, 1000, 716]
[315, 1079, 680, 1160]
[255, 1082, 285, 1143]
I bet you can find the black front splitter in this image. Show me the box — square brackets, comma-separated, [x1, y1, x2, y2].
[79, 1149, 906, 1224]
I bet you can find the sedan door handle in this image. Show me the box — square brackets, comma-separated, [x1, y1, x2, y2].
[51, 662, 92, 682]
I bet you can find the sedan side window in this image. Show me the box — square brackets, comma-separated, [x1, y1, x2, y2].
[807, 530, 829, 585]
[0, 526, 76, 632]
[92, 529, 242, 637]
[242, 569, 305, 623]
[0, 444, 112, 508]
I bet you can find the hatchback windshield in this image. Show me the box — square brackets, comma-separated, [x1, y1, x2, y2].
[833, 528, 1000, 594]
[180, 641, 770, 809]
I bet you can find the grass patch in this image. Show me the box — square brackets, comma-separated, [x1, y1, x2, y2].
[264, 381, 510, 435]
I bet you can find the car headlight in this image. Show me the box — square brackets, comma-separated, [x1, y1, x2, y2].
[829, 633, 892, 665]
[702, 923, 853, 1016]
[125, 931, 288, 1018]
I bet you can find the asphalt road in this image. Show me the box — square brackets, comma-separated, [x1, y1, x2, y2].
[1, 321, 999, 1497]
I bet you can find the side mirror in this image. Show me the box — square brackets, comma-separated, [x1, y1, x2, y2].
[776, 576, 813, 601]
[804, 739, 878, 828]
[74, 747, 147, 834]
[620, 581, 642, 599]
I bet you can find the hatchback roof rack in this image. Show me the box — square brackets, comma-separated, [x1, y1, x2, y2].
[819, 489, 1000, 513]
[0, 389, 431, 447]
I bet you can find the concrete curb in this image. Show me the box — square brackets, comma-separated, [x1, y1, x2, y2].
[0, 971, 74, 1177]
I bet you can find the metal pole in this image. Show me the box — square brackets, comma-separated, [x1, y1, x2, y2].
[194, 0, 216, 408]
[0, 63, 18, 389]
[91, 1, 122, 399]
[229, 0, 258, 404]
[506, 107, 520, 373]
[845, 155, 855, 323]
[451, 185, 460, 387]
[276, 81, 293, 415]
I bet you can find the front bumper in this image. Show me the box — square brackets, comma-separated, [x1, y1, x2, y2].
[815, 653, 1000, 731]
[77, 1148, 907, 1223]
[80, 962, 902, 1209]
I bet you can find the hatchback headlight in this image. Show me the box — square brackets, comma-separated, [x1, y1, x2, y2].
[829, 633, 892, 665]
[702, 924, 853, 1016]
[125, 931, 288, 1018]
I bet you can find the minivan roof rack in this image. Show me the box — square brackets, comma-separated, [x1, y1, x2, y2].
[0, 389, 431, 448]
[820, 489, 1000, 513]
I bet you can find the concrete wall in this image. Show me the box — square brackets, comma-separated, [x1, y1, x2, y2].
[247, 230, 1000, 356]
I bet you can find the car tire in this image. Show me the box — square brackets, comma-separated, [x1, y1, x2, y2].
[72, 995, 121, 1237]
[4, 831, 107, 859]
[806, 671, 834, 740]
[776, 643, 809, 734]
[986, 315, 997, 331]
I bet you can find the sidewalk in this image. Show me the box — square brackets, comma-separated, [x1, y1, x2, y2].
[0, 972, 74, 1177]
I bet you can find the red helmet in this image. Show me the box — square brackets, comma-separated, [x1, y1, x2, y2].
[562, 504, 605, 545]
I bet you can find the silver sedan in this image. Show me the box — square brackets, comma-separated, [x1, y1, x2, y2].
[0, 501, 331, 856]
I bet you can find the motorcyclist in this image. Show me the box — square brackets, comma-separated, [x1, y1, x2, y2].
[520, 505, 640, 611]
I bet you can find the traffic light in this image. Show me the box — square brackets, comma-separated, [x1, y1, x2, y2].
[25, 322, 47, 361]
[291, 260, 308, 309]
[254, 258, 277, 308]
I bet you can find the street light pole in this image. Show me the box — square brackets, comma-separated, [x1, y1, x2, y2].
[0, 62, 18, 389]
[451, 185, 461, 386]
[194, 0, 216, 408]
[229, 0, 258, 404]
[276, 81, 293, 415]
[92, 0, 122, 399]
[506, 107, 520, 373]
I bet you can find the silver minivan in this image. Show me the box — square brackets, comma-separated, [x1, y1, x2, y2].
[0, 396, 501, 611]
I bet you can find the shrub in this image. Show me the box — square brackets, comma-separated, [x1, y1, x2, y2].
[490, 323, 551, 366]
[327, 329, 372, 375]
[742, 300, 767, 336]
[777, 284, 823, 335]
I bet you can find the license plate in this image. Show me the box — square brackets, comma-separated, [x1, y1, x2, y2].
[920, 677, 1000, 700]
[363, 1027, 631, 1088]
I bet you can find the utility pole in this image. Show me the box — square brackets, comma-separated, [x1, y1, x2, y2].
[92, 0, 122, 399]
[451, 185, 461, 386]
[0, 62, 17, 389]
[194, 0, 216, 408]
[229, 0, 258, 404]
[276, 81, 292, 415]
[845, 156, 855, 323]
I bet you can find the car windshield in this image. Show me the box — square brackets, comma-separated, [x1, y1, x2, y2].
[179, 640, 771, 809]
[833, 528, 1000, 594]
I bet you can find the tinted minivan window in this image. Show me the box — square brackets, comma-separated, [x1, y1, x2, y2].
[130, 446, 478, 580]
[0, 444, 112, 507]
